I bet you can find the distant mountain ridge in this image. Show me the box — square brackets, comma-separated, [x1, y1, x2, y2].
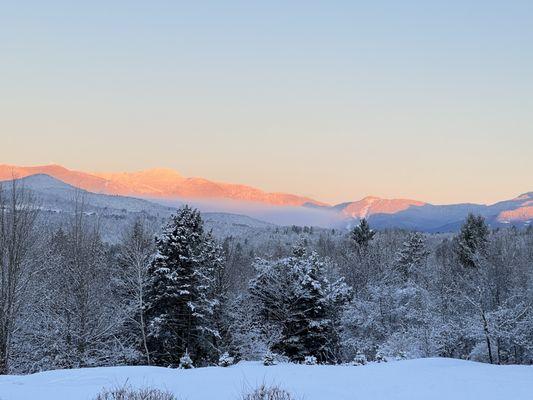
[0, 174, 276, 242]
[360, 192, 533, 232]
[333, 196, 427, 219]
[0, 164, 326, 207]
[1, 164, 531, 230]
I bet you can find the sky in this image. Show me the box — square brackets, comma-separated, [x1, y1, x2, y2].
[1, 1, 532, 205]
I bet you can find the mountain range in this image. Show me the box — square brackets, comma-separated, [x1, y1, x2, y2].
[0, 163, 531, 231]
[0, 164, 325, 207]
[0, 173, 275, 242]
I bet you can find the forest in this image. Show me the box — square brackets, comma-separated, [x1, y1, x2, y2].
[1, 180, 532, 375]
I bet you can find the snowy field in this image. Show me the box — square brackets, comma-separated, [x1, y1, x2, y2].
[0, 358, 532, 400]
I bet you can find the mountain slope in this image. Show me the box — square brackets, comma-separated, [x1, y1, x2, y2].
[360, 195, 533, 231]
[497, 204, 533, 223]
[0, 164, 326, 207]
[0, 164, 127, 193]
[496, 193, 533, 223]
[0, 174, 277, 242]
[7, 173, 173, 215]
[95, 169, 328, 206]
[334, 196, 426, 219]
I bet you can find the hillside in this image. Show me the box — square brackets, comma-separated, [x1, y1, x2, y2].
[0, 174, 277, 242]
[334, 196, 427, 218]
[0, 164, 326, 207]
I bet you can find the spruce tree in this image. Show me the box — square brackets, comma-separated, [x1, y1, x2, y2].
[282, 249, 330, 362]
[455, 213, 489, 268]
[396, 232, 429, 282]
[249, 247, 350, 363]
[144, 206, 224, 366]
[351, 218, 375, 251]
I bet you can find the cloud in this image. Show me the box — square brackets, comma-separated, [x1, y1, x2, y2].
[148, 197, 343, 227]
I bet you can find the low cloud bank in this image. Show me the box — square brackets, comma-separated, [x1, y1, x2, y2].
[148, 197, 343, 228]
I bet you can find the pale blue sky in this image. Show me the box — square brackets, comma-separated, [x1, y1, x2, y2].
[1, 1, 532, 204]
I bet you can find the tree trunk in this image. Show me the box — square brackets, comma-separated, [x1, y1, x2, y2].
[0, 338, 8, 375]
[137, 269, 150, 365]
[481, 309, 493, 364]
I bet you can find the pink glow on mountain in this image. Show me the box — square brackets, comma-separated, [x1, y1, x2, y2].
[0, 164, 327, 207]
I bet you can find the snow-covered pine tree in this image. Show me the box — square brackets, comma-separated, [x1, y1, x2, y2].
[395, 232, 429, 282]
[218, 351, 234, 367]
[144, 206, 224, 367]
[200, 229, 228, 358]
[282, 249, 331, 362]
[351, 218, 375, 251]
[179, 349, 194, 369]
[454, 213, 489, 269]
[249, 247, 350, 363]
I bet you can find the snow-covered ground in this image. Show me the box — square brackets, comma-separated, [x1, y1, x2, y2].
[0, 358, 531, 400]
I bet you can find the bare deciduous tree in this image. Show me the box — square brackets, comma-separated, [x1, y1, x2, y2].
[116, 219, 155, 364]
[0, 179, 39, 374]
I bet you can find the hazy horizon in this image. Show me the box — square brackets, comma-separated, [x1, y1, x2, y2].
[2, 1, 532, 205]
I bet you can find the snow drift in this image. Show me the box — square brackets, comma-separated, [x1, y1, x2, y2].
[0, 358, 531, 400]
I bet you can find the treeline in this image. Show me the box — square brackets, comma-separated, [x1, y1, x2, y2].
[1, 181, 533, 374]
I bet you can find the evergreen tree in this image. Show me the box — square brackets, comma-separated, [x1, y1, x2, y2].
[351, 218, 375, 251]
[249, 247, 350, 363]
[395, 232, 429, 282]
[145, 206, 224, 366]
[282, 250, 330, 362]
[455, 214, 489, 268]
